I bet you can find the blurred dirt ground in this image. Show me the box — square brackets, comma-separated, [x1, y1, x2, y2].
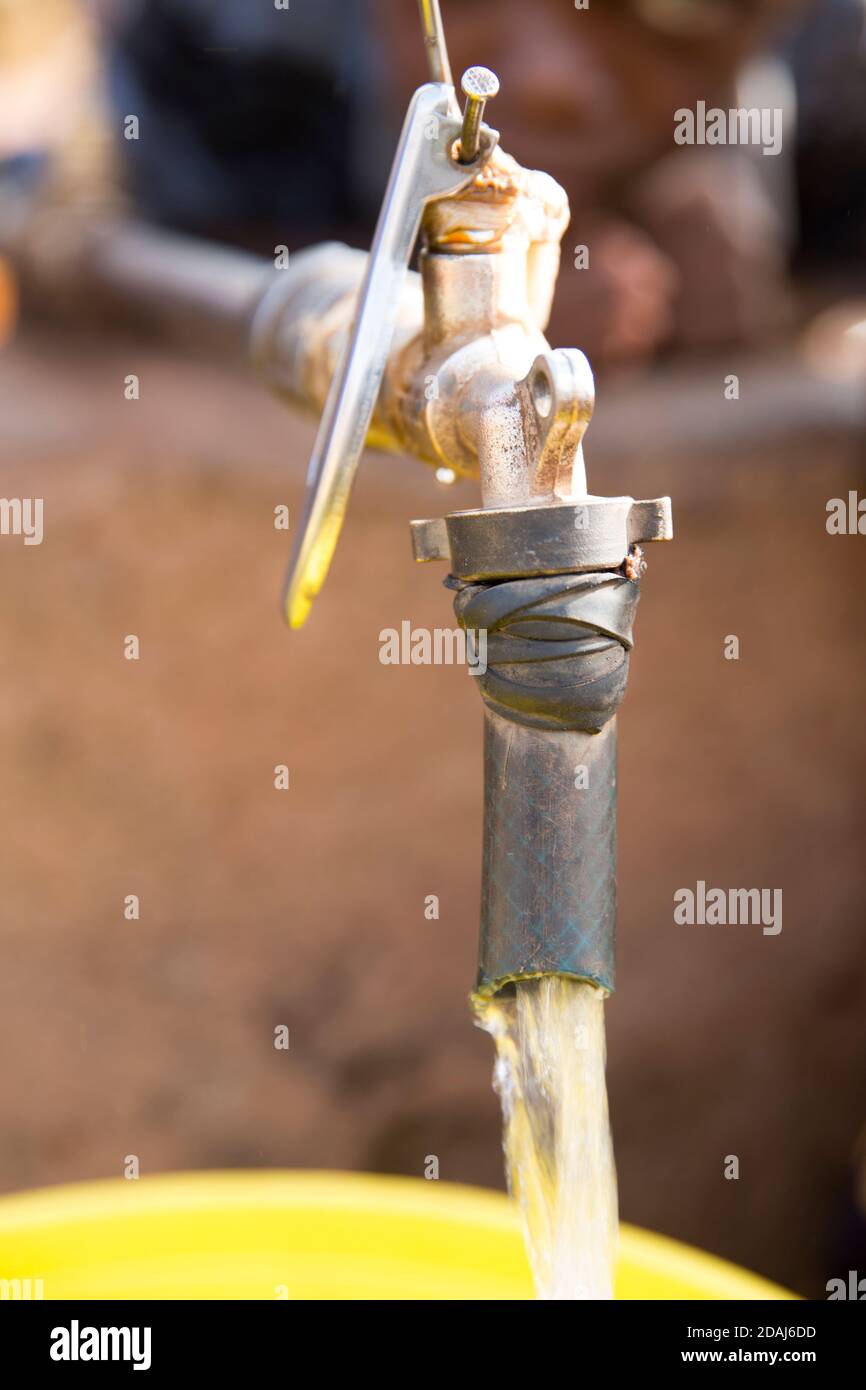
[0, 325, 864, 1297]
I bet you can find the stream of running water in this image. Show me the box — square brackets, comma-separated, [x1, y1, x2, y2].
[476, 975, 618, 1300]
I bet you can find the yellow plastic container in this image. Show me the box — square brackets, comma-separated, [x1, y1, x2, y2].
[0, 1170, 791, 1300]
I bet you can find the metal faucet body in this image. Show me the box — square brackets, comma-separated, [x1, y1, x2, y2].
[251, 149, 584, 508]
[251, 149, 672, 999]
[0, 56, 672, 1002]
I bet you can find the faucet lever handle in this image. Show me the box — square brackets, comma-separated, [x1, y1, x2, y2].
[282, 82, 496, 629]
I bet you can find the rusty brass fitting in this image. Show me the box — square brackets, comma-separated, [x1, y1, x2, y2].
[250, 125, 672, 995]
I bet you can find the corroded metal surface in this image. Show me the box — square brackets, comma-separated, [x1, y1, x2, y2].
[411, 494, 673, 578]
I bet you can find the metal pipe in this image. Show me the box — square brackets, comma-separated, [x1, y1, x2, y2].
[89, 222, 270, 355]
[0, 200, 271, 356]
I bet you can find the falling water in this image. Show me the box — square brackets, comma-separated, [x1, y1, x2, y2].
[475, 975, 618, 1300]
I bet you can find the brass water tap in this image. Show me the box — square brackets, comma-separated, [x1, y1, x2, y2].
[258, 145, 581, 493]
[398, 146, 588, 508]
[0, 4, 674, 1003]
[263, 39, 672, 997]
[262, 53, 670, 628]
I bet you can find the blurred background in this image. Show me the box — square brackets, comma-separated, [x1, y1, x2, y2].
[1, 0, 865, 1298]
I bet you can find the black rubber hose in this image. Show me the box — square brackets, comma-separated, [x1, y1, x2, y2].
[453, 569, 640, 997]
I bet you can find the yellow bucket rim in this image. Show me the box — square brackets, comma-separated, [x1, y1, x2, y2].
[0, 1170, 793, 1300]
